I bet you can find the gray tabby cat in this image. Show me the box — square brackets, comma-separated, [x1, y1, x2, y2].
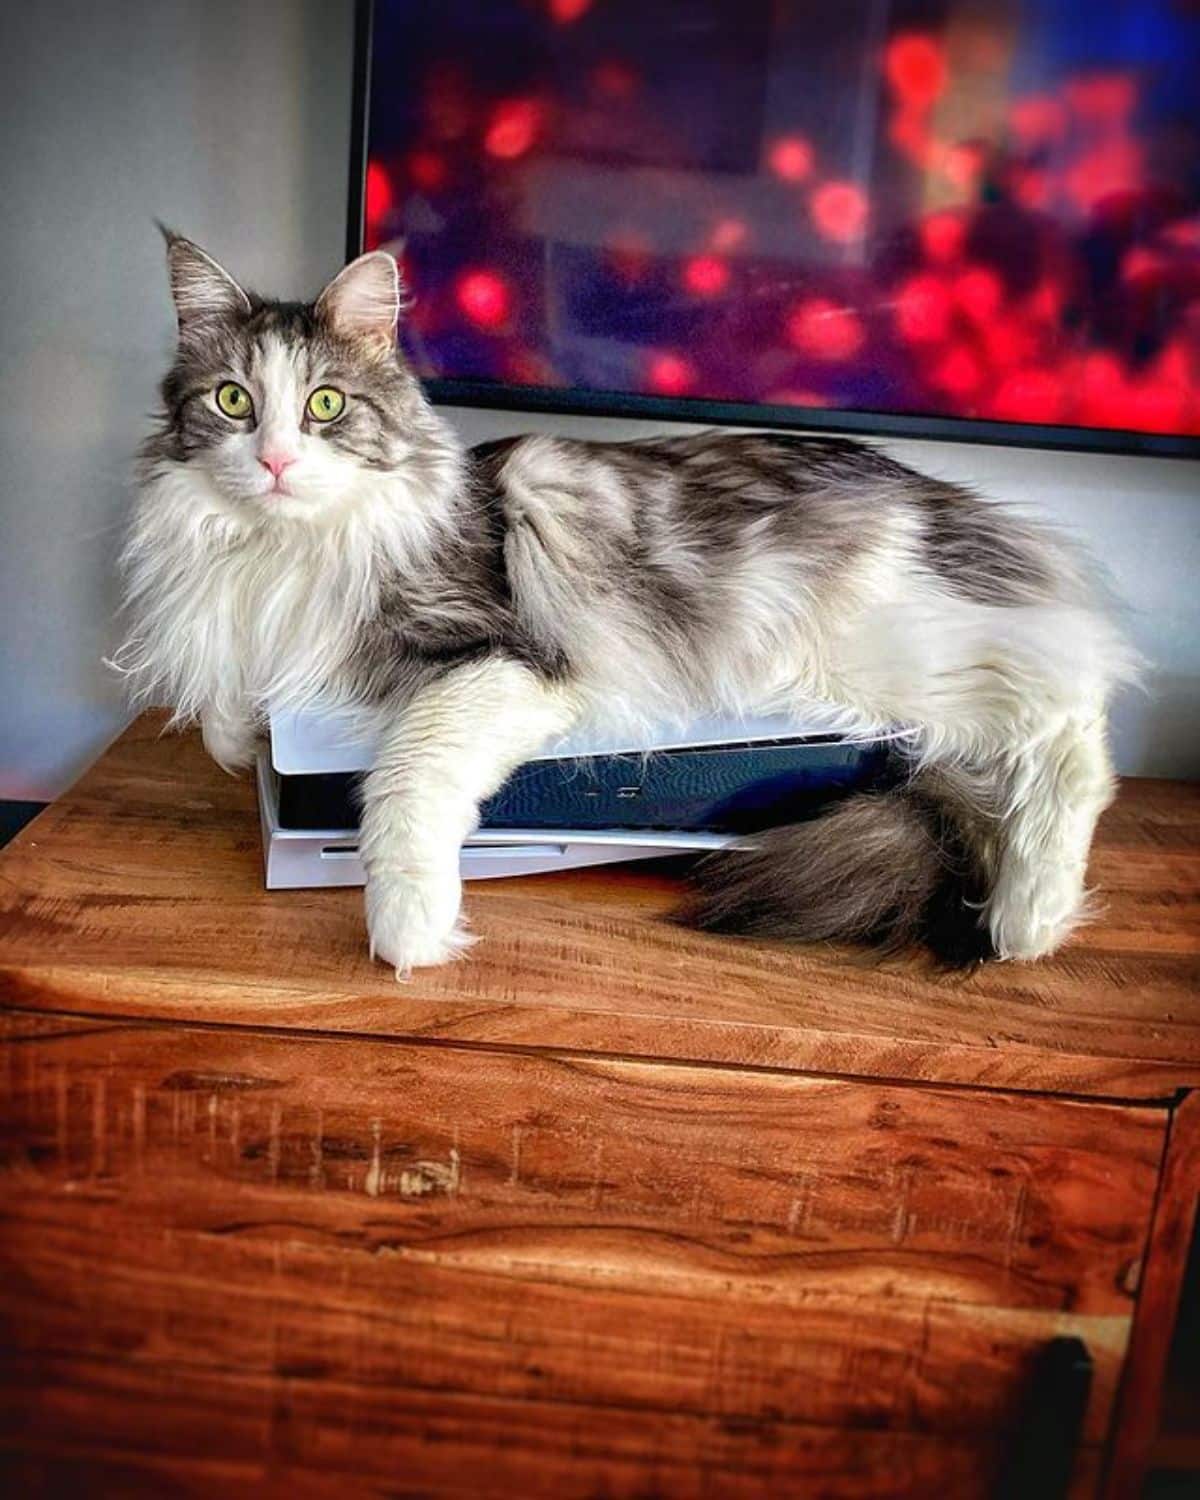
[116, 233, 1137, 973]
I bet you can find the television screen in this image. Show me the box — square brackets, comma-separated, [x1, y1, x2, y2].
[357, 0, 1200, 455]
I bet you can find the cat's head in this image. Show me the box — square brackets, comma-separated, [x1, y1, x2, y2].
[151, 231, 437, 523]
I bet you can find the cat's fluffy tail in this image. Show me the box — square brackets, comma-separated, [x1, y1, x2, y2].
[678, 774, 996, 966]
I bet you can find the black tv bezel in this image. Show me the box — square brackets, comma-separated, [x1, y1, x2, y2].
[347, 0, 1200, 461]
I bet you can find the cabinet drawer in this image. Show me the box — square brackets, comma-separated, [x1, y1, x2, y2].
[0, 1016, 1166, 1496]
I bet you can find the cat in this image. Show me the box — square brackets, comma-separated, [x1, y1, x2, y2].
[115, 231, 1138, 975]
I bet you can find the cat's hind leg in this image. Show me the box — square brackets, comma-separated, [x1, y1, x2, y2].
[731, 592, 1128, 963]
[985, 712, 1116, 959]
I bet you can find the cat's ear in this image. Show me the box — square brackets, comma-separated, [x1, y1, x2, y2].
[160, 227, 251, 329]
[316, 251, 405, 352]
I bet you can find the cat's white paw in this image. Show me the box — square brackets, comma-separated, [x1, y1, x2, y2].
[987, 868, 1086, 960]
[201, 713, 258, 774]
[365, 867, 474, 976]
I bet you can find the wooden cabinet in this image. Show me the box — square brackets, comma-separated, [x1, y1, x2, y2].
[0, 716, 1197, 1497]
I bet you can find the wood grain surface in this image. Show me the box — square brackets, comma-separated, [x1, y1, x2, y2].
[0, 1359, 1102, 1500]
[1, 715, 1196, 1495]
[1, 714, 1198, 1099]
[1104, 1089, 1200, 1497]
[0, 1013, 1159, 1496]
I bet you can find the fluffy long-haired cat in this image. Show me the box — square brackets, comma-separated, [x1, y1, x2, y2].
[116, 232, 1138, 974]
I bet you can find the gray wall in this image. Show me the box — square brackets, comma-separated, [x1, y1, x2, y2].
[1, 1, 1196, 798]
[0, 0, 355, 798]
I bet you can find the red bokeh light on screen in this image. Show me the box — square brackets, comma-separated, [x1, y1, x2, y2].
[365, 162, 393, 230]
[920, 213, 966, 264]
[1065, 73, 1136, 123]
[456, 269, 512, 329]
[884, 34, 948, 106]
[408, 149, 446, 193]
[383, 5, 1200, 444]
[786, 299, 865, 361]
[953, 266, 1003, 323]
[1066, 141, 1143, 211]
[810, 181, 869, 243]
[1123, 246, 1169, 284]
[549, 0, 592, 22]
[1165, 221, 1200, 250]
[941, 143, 985, 190]
[889, 107, 934, 166]
[485, 98, 541, 159]
[767, 388, 829, 409]
[933, 345, 984, 397]
[1010, 95, 1069, 147]
[607, 229, 653, 285]
[592, 59, 637, 98]
[682, 255, 730, 297]
[1124, 378, 1186, 434]
[1013, 167, 1051, 211]
[646, 352, 696, 395]
[1029, 279, 1063, 323]
[895, 274, 953, 343]
[990, 369, 1065, 423]
[710, 217, 748, 252]
[982, 319, 1035, 371]
[1155, 341, 1192, 386]
[506, 349, 558, 386]
[1077, 353, 1131, 427]
[767, 136, 814, 183]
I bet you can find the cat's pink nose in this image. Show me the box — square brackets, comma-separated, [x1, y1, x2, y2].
[258, 452, 297, 479]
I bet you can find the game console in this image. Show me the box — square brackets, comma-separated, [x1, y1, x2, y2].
[258, 706, 888, 890]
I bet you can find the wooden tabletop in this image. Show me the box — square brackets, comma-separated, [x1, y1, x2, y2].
[1, 712, 1197, 1100]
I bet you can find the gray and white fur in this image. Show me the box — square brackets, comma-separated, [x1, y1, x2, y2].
[116, 234, 1139, 973]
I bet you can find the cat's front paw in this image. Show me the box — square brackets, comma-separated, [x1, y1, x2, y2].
[365, 867, 474, 977]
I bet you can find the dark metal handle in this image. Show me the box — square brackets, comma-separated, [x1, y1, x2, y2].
[995, 1336, 1094, 1500]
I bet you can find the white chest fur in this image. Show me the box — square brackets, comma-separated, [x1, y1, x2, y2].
[117, 465, 381, 723]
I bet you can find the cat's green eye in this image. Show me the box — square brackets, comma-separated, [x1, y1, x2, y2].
[307, 386, 346, 423]
[216, 382, 253, 419]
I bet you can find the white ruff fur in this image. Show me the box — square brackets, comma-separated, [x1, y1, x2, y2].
[121, 250, 1137, 971]
[116, 435, 462, 748]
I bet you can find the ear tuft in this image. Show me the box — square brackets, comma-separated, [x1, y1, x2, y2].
[316, 251, 405, 349]
[161, 229, 251, 329]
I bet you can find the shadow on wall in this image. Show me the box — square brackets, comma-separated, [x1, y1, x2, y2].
[1113, 673, 1200, 779]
